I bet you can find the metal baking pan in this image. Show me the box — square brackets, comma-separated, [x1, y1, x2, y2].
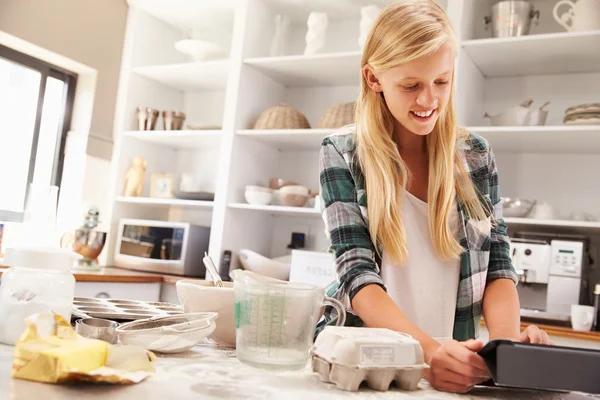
[72, 297, 183, 321]
[478, 339, 600, 394]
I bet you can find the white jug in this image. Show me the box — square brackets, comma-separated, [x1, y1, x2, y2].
[553, 0, 600, 32]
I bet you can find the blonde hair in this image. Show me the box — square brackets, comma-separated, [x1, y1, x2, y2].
[356, 0, 488, 264]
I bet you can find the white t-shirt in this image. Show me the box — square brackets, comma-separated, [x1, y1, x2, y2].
[381, 191, 460, 343]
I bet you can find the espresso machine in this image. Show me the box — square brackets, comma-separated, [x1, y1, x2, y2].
[511, 237, 589, 321]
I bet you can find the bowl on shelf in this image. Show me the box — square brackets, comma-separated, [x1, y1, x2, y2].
[238, 249, 291, 280]
[174, 39, 227, 62]
[280, 185, 310, 207]
[244, 185, 273, 205]
[268, 177, 297, 190]
[176, 280, 236, 347]
[501, 197, 536, 218]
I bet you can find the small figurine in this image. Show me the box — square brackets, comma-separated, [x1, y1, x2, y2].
[124, 157, 146, 197]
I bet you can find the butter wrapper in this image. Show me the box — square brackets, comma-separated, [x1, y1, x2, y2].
[12, 313, 155, 384]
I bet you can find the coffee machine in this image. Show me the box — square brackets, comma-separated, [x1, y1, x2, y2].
[511, 237, 588, 321]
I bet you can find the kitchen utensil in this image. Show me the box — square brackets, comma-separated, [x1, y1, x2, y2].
[484, 99, 548, 126]
[553, 0, 600, 32]
[312, 327, 427, 392]
[72, 297, 183, 321]
[72, 230, 106, 271]
[484, 1, 540, 37]
[176, 280, 236, 346]
[501, 197, 536, 217]
[136, 107, 159, 131]
[116, 312, 218, 353]
[528, 201, 559, 219]
[0, 247, 79, 345]
[230, 269, 346, 370]
[238, 248, 291, 280]
[162, 111, 186, 130]
[75, 318, 119, 344]
[203, 252, 224, 287]
[571, 305, 595, 331]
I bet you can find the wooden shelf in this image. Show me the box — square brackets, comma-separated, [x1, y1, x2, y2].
[505, 217, 600, 230]
[461, 30, 600, 77]
[244, 52, 361, 87]
[228, 203, 321, 217]
[236, 129, 334, 150]
[132, 60, 229, 91]
[123, 130, 222, 150]
[469, 125, 600, 153]
[127, 0, 237, 31]
[116, 197, 214, 209]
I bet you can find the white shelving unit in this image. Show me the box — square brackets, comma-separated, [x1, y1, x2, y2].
[106, 0, 600, 274]
[116, 196, 214, 209]
[236, 129, 333, 150]
[123, 130, 222, 149]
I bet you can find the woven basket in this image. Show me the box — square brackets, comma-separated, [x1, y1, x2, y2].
[317, 102, 355, 129]
[253, 102, 311, 129]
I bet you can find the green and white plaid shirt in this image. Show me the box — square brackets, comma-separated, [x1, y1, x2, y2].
[317, 125, 518, 341]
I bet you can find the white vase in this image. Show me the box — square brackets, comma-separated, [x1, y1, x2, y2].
[270, 14, 291, 57]
[358, 5, 381, 50]
[304, 12, 328, 55]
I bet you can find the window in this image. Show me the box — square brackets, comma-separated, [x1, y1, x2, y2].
[0, 45, 77, 222]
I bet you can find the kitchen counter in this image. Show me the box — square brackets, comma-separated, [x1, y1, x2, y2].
[0, 342, 594, 400]
[481, 319, 600, 343]
[0, 265, 192, 284]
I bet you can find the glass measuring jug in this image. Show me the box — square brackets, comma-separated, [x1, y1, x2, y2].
[231, 270, 346, 370]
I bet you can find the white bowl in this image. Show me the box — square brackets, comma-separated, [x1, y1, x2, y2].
[174, 39, 226, 62]
[244, 187, 273, 205]
[176, 280, 236, 347]
[239, 249, 291, 280]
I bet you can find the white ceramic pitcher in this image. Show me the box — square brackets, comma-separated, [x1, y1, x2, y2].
[553, 0, 600, 32]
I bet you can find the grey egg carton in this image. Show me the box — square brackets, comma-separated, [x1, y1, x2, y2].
[311, 326, 428, 392]
[72, 297, 183, 321]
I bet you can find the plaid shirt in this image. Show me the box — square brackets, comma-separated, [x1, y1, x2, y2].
[317, 125, 517, 341]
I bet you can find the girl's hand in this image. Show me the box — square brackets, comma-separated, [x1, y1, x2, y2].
[424, 339, 491, 393]
[520, 325, 552, 344]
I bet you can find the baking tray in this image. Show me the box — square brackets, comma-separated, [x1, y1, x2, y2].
[72, 297, 183, 321]
[478, 339, 600, 394]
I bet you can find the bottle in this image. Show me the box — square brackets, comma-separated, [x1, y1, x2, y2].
[593, 284, 600, 332]
[0, 247, 78, 344]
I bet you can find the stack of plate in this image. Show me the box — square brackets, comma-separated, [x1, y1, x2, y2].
[563, 103, 600, 125]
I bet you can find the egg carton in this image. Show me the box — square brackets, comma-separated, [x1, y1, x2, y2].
[72, 297, 183, 321]
[311, 326, 428, 392]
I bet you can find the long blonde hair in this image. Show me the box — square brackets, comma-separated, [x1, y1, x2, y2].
[356, 0, 488, 264]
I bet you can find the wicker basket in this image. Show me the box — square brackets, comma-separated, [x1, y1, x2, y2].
[317, 102, 355, 129]
[253, 102, 311, 129]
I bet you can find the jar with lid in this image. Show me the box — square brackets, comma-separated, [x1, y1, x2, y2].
[0, 247, 79, 345]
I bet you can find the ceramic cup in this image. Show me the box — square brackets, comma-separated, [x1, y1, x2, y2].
[571, 305, 595, 331]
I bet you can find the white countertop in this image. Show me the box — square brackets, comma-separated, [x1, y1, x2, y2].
[0, 342, 594, 400]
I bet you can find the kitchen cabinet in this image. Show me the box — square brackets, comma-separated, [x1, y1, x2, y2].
[75, 282, 161, 301]
[105, 0, 600, 273]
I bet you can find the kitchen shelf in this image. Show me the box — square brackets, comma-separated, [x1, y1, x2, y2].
[116, 197, 214, 209]
[132, 60, 229, 91]
[505, 218, 600, 230]
[244, 52, 361, 87]
[236, 129, 334, 150]
[461, 30, 600, 77]
[228, 203, 321, 217]
[127, 0, 237, 31]
[469, 125, 600, 154]
[123, 130, 222, 150]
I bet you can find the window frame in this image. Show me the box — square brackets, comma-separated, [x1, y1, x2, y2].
[0, 45, 77, 222]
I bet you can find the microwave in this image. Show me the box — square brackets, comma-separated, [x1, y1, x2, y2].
[114, 219, 210, 277]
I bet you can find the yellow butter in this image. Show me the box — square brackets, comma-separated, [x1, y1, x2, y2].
[12, 313, 153, 384]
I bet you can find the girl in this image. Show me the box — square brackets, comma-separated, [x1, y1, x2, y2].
[317, 0, 550, 393]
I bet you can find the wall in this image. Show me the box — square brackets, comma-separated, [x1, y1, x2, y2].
[0, 0, 128, 160]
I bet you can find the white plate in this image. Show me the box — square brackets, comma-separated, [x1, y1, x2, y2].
[174, 39, 226, 62]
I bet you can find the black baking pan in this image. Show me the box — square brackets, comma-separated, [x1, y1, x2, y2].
[478, 339, 600, 394]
